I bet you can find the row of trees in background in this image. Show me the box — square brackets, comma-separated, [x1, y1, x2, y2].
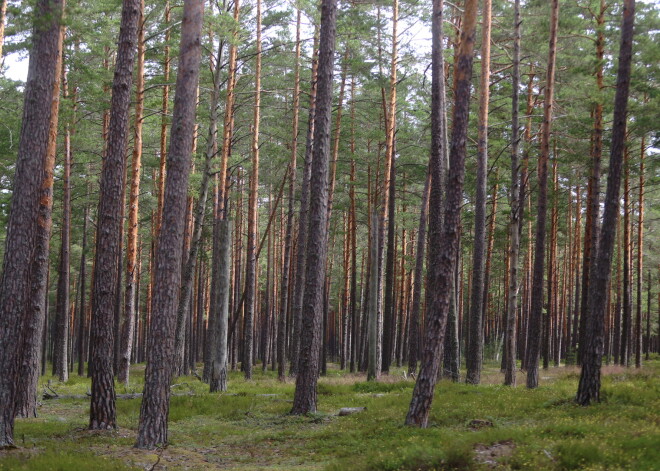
[0, 0, 658, 447]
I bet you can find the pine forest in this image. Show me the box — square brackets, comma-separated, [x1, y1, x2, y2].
[0, 0, 658, 469]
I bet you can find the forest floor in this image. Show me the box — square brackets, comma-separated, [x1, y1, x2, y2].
[0, 358, 658, 470]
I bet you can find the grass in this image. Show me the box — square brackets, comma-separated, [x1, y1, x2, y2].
[1, 358, 658, 470]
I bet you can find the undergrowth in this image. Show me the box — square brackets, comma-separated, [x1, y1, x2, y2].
[0, 358, 657, 470]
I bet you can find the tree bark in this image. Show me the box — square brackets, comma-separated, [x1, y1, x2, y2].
[135, 0, 203, 449]
[408, 170, 430, 375]
[504, 0, 521, 387]
[118, 0, 145, 384]
[0, 0, 63, 446]
[405, 0, 477, 427]
[210, 221, 232, 392]
[635, 137, 644, 368]
[525, 0, 559, 389]
[290, 0, 337, 414]
[277, 8, 302, 382]
[243, 0, 263, 380]
[466, 0, 491, 384]
[577, 0, 635, 405]
[89, 0, 140, 430]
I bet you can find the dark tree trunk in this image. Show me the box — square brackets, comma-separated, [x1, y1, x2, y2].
[278, 9, 302, 381]
[405, 0, 477, 427]
[118, 0, 145, 384]
[577, 0, 634, 405]
[290, 0, 337, 414]
[0, 0, 63, 446]
[408, 170, 430, 375]
[466, 0, 491, 385]
[135, 0, 203, 448]
[525, 0, 559, 389]
[289, 40, 319, 377]
[89, 0, 140, 430]
[504, 0, 521, 387]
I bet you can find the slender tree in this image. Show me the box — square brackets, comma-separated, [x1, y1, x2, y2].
[118, 0, 145, 384]
[526, 0, 559, 389]
[135, 0, 204, 448]
[244, 0, 263, 380]
[577, 0, 635, 405]
[466, 0, 491, 385]
[504, 0, 521, 387]
[278, 8, 302, 381]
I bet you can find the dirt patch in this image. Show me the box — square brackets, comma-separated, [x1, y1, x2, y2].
[474, 440, 515, 468]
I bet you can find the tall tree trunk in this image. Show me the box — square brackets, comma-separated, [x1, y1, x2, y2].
[135, 0, 203, 448]
[504, 0, 521, 387]
[525, 0, 559, 389]
[408, 170, 430, 375]
[78, 201, 89, 376]
[621, 149, 632, 365]
[466, 0, 491, 385]
[576, 0, 634, 405]
[205, 0, 240, 382]
[634, 137, 644, 368]
[156, 2, 171, 236]
[405, 0, 477, 427]
[381, 0, 399, 374]
[367, 212, 380, 381]
[579, 0, 606, 365]
[118, 0, 145, 384]
[278, 8, 302, 382]
[289, 39, 319, 377]
[244, 0, 262, 380]
[0, 0, 63, 446]
[290, 0, 337, 414]
[174, 31, 225, 378]
[54, 55, 72, 383]
[89, 0, 140, 430]
[16, 7, 65, 420]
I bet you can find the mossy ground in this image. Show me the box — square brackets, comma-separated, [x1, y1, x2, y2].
[1, 358, 658, 470]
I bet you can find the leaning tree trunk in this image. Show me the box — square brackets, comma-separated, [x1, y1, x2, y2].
[89, 0, 140, 430]
[504, 0, 521, 387]
[135, 0, 203, 449]
[525, 0, 559, 389]
[465, 0, 491, 385]
[576, 0, 634, 405]
[0, 0, 63, 446]
[405, 0, 477, 428]
[290, 0, 337, 415]
[118, 0, 145, 384]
